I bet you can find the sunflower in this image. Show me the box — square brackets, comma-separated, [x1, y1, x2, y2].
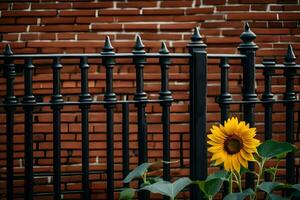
[207, 117, 260, 173]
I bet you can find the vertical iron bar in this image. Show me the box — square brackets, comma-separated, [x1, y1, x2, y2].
[79, 56, 92, 200]
[133, 35, 148, 200]
[102, 36, 117, 200]
[122, 101, 130, 188]
[159, 42, 173, 184]
[262, 58, 276, 181]
[50, 57, 63, 200]
[187, 27, 207, 200]
[262, 58, 276, 141]
[3, 44, 18, 200]
[284, 45, 297, 184]
[238, 23, 258, 189]
[23, 57, 36, 200]
[219, 57, 232, 122]
[218, 57, 232, 196]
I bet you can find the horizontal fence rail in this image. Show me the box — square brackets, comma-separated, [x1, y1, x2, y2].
[0, 23, 299, 200]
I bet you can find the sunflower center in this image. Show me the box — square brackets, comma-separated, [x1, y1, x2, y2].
[224, 135, 243, 155]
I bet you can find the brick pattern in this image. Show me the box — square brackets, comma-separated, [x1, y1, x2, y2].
[0, 0, 299, 199]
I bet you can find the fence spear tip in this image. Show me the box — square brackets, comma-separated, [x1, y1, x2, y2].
[3, 44, 13, 55]
[285, 44, 296, 62]
[159, 41, 169, 54]
[134, 35, 144, 49]
[191, 27, 202, 42]
[244, 22, 250, 31]
[103, 36, 114, 52]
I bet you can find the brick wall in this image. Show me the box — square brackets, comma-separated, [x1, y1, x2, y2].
[0, 0, 299, 199]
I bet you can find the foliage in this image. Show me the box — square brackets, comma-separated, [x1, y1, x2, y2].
[119, 118, 299, 200]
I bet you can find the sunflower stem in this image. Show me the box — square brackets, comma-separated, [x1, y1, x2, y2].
[271, 159, 280, 182]
[229, 172, 233, 193]
[254, 158, 266, 200]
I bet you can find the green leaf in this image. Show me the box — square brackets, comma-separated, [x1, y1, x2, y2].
[293, 184, 300, 191]
[243, 188, 255, 196]
[257, 182, 282, 194]
[258, 140, 297, 159]
[223, 188, 254, 200]
[141, 177, 192, 199]
[204, 178, 224, 196]
[268, 193, 289, 200]
[223, 193, 246, 200]
[291, 191, 300, 198]
[123, 162, 153, 183]
[119, 188, 135, 200]
[206, 170, 229, 182]
[194, 171, 229, 197]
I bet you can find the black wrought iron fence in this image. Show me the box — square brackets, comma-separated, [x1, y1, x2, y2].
[0, 23, 299, 200]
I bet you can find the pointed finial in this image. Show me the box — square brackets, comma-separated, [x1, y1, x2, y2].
[191, 27, 203, 42]
[240, 22, 256, 45]
[239, 22, 258, 49]
[245, 22, 250, 32]
[159, 42, 169, 54]
[102, 36, 114, 54]
[4, 44, 13, 55]
[133, 35, 145, 54]
[285, 44, 296, 64]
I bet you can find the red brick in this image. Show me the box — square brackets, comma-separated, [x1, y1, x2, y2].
[0, 25, 27, 33]
[31, 3, 72, 9]
[203, 21, 243, 28]
[279, 13, 300, 20]
[60, 10, 96, 17]
[16, 18, 37, 25]
[227, 13, 277, 20]
[140, 33, 182, 40]
[216, 5, 249, 11]
[77, 33, 114, 40]
[143, 9, 184, 15]
[27, 41, 104, 48]
[73, 2, 113, 9]
[117, 1, 157, 8]
[239, 0, 276, 3]
[117, 16, 173, 22]
[13, 3, 30, 10]
[76, 17, 114, 24]
[124, 24, 157, 31]
[251, 5, 267, 11]
[204, 0, 226, 5]
[186, 7, 215, 14]
[2, 34, 19, 41]
[41, 17, 75, 24]
[39, 33, 56, 40]
[30, 25, 89, 32]
[161, 1, 193, 7]
[160, 23, 197, 31]
[2, 11, 57, 17]
[99, 9, 140, 16]
[21, 33, 39, 40]
[91, 24, 123, 31]
[0, 18, 15, 24]
[0, 3, 9, 10]
[57, 33, 75, 40]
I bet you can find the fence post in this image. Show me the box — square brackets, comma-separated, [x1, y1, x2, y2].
[102, 36, 117, 200]
[238, 22, 258, 189]
[187, 27, 207, 200]
[283, 44, 297, 184]
[3, 44, 18, 200]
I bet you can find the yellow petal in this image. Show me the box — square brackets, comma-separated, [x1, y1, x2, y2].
[232, 155, 241, 173]
[237, 153, 248, 169]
